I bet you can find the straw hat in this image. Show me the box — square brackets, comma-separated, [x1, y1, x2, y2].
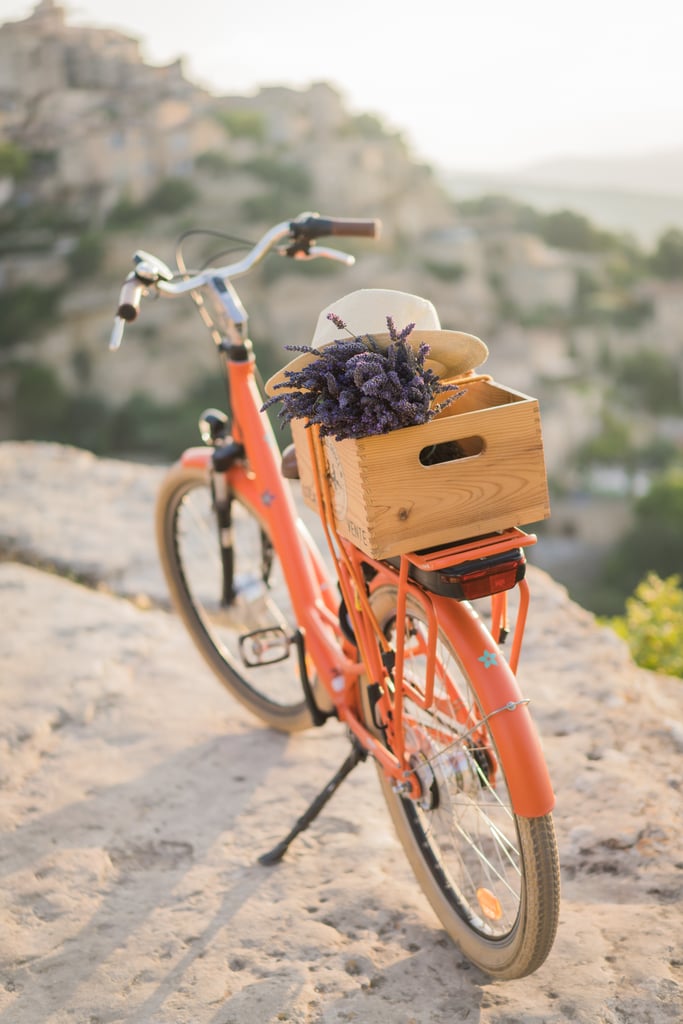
[264, 288, 488, 395]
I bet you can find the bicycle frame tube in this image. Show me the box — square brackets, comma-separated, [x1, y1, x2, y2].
[180, 354, 358, 695]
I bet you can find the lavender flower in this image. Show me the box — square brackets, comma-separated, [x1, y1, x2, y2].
[326, 312, 348, 332]
[262, 317, 465, 441]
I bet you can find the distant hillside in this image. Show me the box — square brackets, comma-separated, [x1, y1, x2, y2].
[515, 148, 683, 197]
[443, 147, 683, 245]
[443, 171, 683, 246]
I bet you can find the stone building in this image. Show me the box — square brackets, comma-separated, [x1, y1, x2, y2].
[0, 0, 224, 211]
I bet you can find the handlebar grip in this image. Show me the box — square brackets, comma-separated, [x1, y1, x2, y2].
[117, 277, 144, 322]
[325, 217, 381, 239]
[291, 214, 381, 240]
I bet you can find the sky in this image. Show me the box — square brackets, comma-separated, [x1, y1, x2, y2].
[2, 0, 683, 173]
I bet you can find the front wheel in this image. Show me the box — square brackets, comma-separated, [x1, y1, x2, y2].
[366, 585, 560, 979]
[156, 463, 313, 732]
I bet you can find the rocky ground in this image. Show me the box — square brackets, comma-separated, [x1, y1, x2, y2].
[0, 441, 681, 1023]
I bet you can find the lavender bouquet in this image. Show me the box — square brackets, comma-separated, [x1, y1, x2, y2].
[263, 314, 464, 442]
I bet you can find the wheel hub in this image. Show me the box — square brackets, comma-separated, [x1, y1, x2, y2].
[408, 738, 483, 810]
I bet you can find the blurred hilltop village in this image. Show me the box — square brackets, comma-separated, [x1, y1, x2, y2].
[1, 0, 683, 613]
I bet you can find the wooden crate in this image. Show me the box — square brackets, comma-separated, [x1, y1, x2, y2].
[291, 378, 550, 559]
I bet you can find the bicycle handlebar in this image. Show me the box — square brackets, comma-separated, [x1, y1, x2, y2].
[110, 212, 381, 349]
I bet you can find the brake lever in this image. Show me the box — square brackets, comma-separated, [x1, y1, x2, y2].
[283, 245, 355, 266]
[109, 317, 125, 351]
[310, 245, 355, 265]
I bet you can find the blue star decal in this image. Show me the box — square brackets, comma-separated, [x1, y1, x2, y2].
[478, 650, 498, 669]
[261, 490, 276, 507]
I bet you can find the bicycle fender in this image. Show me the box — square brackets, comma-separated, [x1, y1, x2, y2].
[433, 594, 555, 819]
[179, 446, 212, 470]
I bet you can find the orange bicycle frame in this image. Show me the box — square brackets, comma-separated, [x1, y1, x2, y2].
[181, 351, 554, 819]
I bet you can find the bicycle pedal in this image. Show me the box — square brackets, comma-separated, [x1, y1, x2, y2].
[238, 626, 290, 667]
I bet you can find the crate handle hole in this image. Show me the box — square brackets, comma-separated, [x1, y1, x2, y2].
[419, 436, 485, 466]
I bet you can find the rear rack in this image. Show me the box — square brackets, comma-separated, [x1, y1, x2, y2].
[405, 528, 537, 573]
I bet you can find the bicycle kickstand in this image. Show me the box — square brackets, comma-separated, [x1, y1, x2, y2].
[258, 737, 367, 866]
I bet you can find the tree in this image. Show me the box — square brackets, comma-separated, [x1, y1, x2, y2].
[538, 209, 613, 252]
[613, 350, 682, 414]
[0, 142, 28, 179]
[345, 113, 387, 139]
[214, 109, 265, 141]
[602, 469, 683, 598]
[457, 194, 540, 232]
[146, 177, 198, 214]
[242, 156, 312, 194]
[575, 412, 632, 469]
[0, 284, 60, 348]
[106, 194, 139, 227]
[67, 232, 105, 278]
[650, 228, 683, 279]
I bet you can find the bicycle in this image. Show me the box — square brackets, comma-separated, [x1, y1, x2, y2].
[110, 212, 560, 979]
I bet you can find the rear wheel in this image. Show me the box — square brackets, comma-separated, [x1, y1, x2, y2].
[366, 585, 560, 979]
[156, 464, 312, 732]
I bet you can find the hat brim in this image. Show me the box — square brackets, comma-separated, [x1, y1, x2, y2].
[264, 329, 488, 396]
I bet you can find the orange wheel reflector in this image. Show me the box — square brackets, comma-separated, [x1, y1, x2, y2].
[476, 887, 503, 921]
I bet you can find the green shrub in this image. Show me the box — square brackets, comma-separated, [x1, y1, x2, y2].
[422, 259, 466, 283]
[7, 361, 233, 460]
[241, 156, 312, 194]
[235, 154, 313, 224]
[13, 363, 69, 432]
[0, 141, 29, 179]
[214, 109, 266, 141]
[458, 194, 540, 232]
[601, 469, 683, 599]
[575, 412, 632, 469]
[650, 228, 683, 279]
[146, 177, 198, 214]
[241, 192, 282, 222]
[343, 113, 386, 139]
[108, 375, 230, 458]
[537, 209, 614, 252]
[106, 195, 142, 227]
[613, 350, 682, 414]
[10, 363, 114, 452]
[608, 573, 683, 678]
[67, 231, 106, 278]
[611, 297, 653, 329]
[196, 150, 233, 175]
[107, 179, 198, 227]
[0, 284, 61, 348]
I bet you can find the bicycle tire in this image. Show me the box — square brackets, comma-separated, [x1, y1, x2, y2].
[365, 584, 560, 979]
[156, 463, 313, 732]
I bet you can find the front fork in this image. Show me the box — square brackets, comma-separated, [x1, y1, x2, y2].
[211, 470, 235, 606]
